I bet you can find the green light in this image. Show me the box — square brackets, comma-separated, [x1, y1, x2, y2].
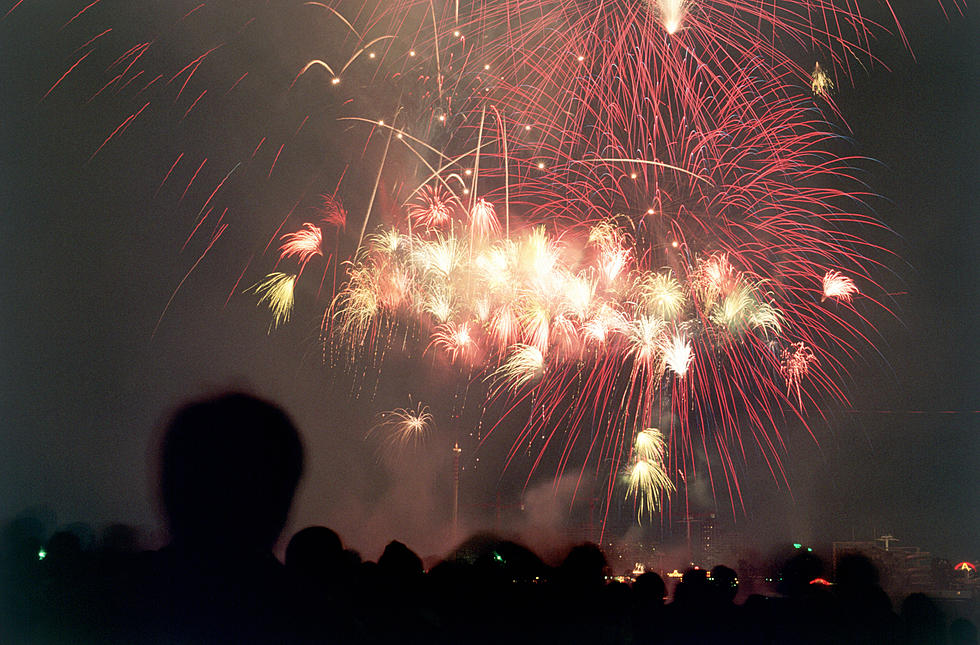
[37, 548, 46, 561]
[493, 551, 504, 563]
[793, 543, 802, 549]
[807, 547, 813, 552]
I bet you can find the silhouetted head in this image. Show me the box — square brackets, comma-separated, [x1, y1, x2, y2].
[558, 543, 608, 590]
[835, 553, 879, 589]
[632, 571, 666, 606]
[378, 540, 424, 579]
[710, 565, 738, 602]
[285, 526, 343, 575]
[99, 523, 142, 554]
[949, 618, 978, 645]
[159, 392, 304, 552]
[901, 592, 945, 643]
[673, 568, 710, 607]
[44, 530, 83, 569]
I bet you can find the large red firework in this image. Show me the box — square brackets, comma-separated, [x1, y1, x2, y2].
[41, 0, 963, 531]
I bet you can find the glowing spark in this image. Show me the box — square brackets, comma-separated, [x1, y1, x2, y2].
[371, 402, 433, 459]
[425, 290, 455, 322]
[598, 246, 631, 284]
[475, 244, 514, 291]
[489, 303, 520, 347]
[369, 228, 405, 255]
[583, 304, 627, 345]
[561, 274, 596, 320]
[415, 235, 463, 279]
[822, 270, 859, 303]
[627, 315, 668, 369]
[520, 300, 551, 353]
[696, 253, 735, 299]
[710, 281, 782, 336]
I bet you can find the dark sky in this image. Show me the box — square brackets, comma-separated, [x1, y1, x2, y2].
[1, 1, 976, 562]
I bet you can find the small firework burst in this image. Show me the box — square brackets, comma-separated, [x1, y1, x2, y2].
[625, 429, 675, 520]
[780, 342, 818, 407]
[279, 223, 323, 269]
[822, 270, 859, 303]
[408, 185, 455, 228]
[370, 402, 433, 460]
[811, 62, 834, 96]
[249, 273, 296, 330]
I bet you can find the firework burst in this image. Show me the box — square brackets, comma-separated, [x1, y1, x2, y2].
[52, 0, 961, 531]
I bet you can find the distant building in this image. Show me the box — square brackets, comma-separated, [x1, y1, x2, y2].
[833, 537, 976, 600]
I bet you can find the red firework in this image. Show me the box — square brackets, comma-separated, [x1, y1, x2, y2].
[44, 0, 963, 531]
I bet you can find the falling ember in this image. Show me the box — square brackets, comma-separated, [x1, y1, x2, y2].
[822, 270, 859, 303]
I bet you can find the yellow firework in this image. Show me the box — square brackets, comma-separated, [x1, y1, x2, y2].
[414, 234, 464, 279]
[369, 227, 405, 255]
[625, 429, 674, 520]
[811, 62, 834, 96]
[634, 428, 668, 461]
[710, 281, 783, 336]
[561, 273, 596, 321]
[474, 244, 514, 292]
[371, 402, 433, 460]
[250, 272, 296, 330]
[634, 272, 686, 320]
[488, 344, 545, 393]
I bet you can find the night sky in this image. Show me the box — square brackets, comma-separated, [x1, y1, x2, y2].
[1, 1, 976, 562]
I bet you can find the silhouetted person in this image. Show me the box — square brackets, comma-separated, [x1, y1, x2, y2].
[557, 542, 608, 593]
[900, 592, 946, 645]
[950, 618, 978, 645]
[378, 539, 424, 581]
[121, 392, 307, 644]
[286, 525, 344, 581]
[632, 571, 667, 644]
[710, 564, 738, 604]
[833, 553, 900, 645]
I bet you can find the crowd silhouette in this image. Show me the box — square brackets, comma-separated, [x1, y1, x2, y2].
[2, 392, 976, 644]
